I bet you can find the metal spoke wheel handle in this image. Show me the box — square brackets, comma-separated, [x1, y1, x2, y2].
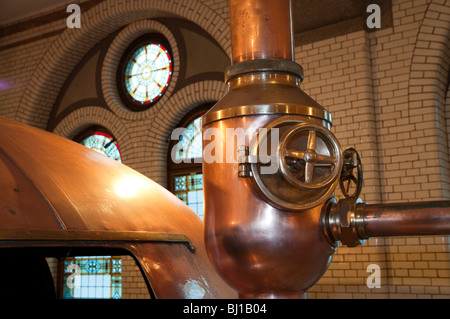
[278, 123, 342, 191]
[339, 147, 363, 199]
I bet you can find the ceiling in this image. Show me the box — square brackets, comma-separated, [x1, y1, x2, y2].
[0, 0, 75, 25]
[0, 0, 390, 36]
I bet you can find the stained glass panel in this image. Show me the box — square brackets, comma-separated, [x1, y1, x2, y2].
[80, 132, 122, 163]
[63, 256, 122, 299]
[174, 173, 204, 219]
[170, 111, 205, 220]
[124, 42, 172, 105]
[174, 116, 202, 161]
[174, 175, 187, 191]
[188, 174, 203, 190]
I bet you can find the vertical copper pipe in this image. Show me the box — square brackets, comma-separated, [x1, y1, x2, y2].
[363, 201, 450, 237]
[229, 0, 294, 64]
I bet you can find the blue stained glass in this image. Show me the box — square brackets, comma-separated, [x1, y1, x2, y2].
[112, 259, 122, 274]
[85, 260, 101, 273]
[174, 175, 187, 191]
[63, 256, 122, 299]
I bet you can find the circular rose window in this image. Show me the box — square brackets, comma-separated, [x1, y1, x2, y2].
[118, 35, 173, 111]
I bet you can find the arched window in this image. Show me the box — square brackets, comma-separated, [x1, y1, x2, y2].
[69, 126, 125, 299]
[168, 104, 213, 220]
[74, 127, 122, 163]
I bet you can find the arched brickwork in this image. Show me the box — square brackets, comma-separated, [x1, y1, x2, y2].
[408, 0, 450, 199]
[102, 19, 180, 120]
[16, 0, 230, 128]
[144, 79, 227, 186]
[52, 106, 134, 163]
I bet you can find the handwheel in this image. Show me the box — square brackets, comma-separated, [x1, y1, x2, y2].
[278, 123, 342, 191]
[339, 147, 363, 199]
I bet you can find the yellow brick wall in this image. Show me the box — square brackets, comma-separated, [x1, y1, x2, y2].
[1, 0, 449, 299]
[296, 0, 450, 298]
[121, 255, 151, 299]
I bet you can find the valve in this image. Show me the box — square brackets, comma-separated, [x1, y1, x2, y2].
[322, 147, 366, 247]
[279, 123, 342, 191]
[339, 147, 363, 199]
[248, 118, 343, 211]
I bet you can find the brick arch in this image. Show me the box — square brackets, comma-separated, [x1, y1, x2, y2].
[144, 80, 227, 186]
[52, 106, 134, 163]
[17, 0, 230, 128]
[409, 0, 450, 108]
[408, 0, 450, 198]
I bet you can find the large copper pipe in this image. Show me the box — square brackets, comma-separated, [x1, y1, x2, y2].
[363, 201, 450, 237]
[229, 0, 294, 63]
[325, 199, 450, 247]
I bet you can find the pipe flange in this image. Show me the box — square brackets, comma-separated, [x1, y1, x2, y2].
[326, 198, 368, 247]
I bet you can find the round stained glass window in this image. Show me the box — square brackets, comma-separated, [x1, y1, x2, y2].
[119, 35, 173, 110]
[80, 132, 122, 163]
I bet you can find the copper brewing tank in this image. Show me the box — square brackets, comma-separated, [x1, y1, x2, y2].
[202, 0, 450, 298]
[0, 116, 237, 299]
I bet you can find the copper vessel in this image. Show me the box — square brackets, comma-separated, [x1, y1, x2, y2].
[203, 0, 450, 299]
[203, 0, 342, 299]
[0, 116, 236, 299]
